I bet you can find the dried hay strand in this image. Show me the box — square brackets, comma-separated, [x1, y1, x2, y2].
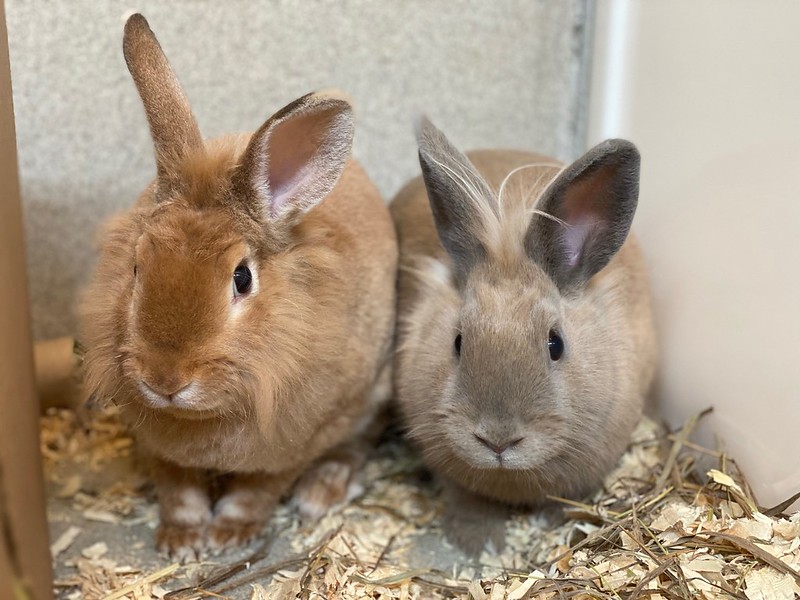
[42, 403, 800, 600]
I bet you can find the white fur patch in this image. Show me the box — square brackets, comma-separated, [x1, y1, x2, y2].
[368, 370, 392, 408]
[214, 494, 248, 521]
[293, 461, 353, 521]
[344, 479, 365, 503]
[172, 488, 211, 526]
[138, 382, 170, 409]
[138, 381, 200, 409]
[425, 258, 452, 285]
[171, 381, 200, 409]
[351, 367, 392, 436]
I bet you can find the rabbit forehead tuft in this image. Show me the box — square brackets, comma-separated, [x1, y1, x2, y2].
[159, 134, 249, 207]
[139, 205, 248, 263]
[462, 260, 560, 327]
[485, 164, 565, 254]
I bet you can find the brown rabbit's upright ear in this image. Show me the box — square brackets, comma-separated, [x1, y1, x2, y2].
[123, 14, 203, 198]
[417, 118, 495, 283]
[525, 139, 640, 292]
[231, 92, 354, 241]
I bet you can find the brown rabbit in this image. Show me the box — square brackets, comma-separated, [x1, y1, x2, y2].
[391, 119, 656, 554]
[80, 14, 397, 561]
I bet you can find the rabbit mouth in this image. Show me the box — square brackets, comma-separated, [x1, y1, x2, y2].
[137, 381, 207, 415]
[447, 444, 530, 473]
[475, 457, 527, 472]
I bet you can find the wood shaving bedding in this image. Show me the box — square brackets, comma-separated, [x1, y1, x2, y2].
[43, 405, 799, 600]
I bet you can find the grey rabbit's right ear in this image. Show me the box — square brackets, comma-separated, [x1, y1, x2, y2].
[525, 139, 640, 292]
[417, 118, 494, 282]
[123, 14, 203, 197]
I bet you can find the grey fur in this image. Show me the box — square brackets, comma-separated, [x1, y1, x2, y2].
[417, 117, 495, 283]
[390, 122, 657, 555]
[525, 139, 640, 291]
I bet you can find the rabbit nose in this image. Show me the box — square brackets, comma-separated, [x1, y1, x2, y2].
[474, 433, 524, 456]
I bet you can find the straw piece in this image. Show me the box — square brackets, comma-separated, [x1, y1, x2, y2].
[102, 563, 180, 600]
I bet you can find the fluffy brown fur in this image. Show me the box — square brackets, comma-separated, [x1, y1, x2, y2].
[390, 120, 656, 554]
[81, 15, 397, 560]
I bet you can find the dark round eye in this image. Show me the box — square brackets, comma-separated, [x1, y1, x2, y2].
[454, 333, 462, 358]
[233, 263, 252, 296]
[548, 329, 564, 361]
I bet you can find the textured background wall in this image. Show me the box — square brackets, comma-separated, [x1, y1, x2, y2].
[6, 0, 591, 341]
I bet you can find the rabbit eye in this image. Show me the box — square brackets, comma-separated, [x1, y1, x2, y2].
[133, 264, 137, 277]
[548, 329, 564, 361]
[454, 333, 462, 358]
[233, 263, 252, 296]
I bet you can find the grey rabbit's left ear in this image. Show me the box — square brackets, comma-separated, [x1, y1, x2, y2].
[416, 117, 495, 283]
[525, 139, 640, 291]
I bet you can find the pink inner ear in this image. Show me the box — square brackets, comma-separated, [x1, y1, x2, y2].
[268, 163, 312, 219]
[252, 104, 349, 221]
[563, 213, 601, 267]
[264, 115, 322, 218]
[560, 165, 615, 266]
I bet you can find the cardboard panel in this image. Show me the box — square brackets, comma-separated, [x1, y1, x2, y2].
[0, 0, 54, 596]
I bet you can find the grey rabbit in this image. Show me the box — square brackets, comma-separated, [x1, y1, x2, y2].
[390, 118, 657, 554]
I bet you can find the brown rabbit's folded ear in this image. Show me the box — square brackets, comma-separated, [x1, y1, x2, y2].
[231, 92, 354, 240]
[123, 14, 203, 198]
[525, 139, 640, 292]
[416, 117, 495, 283]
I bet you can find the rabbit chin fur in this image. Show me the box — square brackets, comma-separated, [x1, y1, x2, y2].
[81, 133, 397, 478]
[391, 147, 656, 507]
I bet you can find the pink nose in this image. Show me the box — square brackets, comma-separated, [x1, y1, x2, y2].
[474, 433, 524, 456]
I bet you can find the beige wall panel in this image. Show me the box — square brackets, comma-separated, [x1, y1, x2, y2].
[589, 0, 800, 509]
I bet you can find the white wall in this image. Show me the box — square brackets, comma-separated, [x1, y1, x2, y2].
[589, 0, 800, 509]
